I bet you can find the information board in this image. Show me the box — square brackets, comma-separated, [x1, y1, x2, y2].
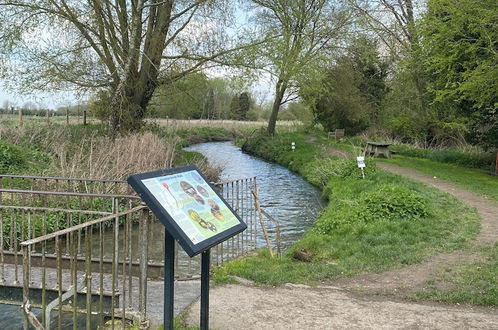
[128, 165, 247, 257]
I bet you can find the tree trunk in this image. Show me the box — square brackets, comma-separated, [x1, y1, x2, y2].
[267, 79, 288, 135]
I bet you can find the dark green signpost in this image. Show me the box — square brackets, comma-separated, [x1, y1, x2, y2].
[128, 165, 247, 329]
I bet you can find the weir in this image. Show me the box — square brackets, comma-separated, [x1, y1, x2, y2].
[0, 174, 261, 329]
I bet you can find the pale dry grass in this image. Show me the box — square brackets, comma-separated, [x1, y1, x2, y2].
[54, 132, 177, 180]
[148, 118, 301, 129]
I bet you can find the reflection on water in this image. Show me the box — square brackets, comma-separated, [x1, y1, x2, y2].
[185, 141, 324, 249]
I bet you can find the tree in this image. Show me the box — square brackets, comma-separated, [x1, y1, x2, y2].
[229, 95, 240, 119]
[0, 0, 254, 134]
[239, 92, 251, 120]
[251, 0, 349, 135]
[301, 36, 388, 134]
[350, 0, 428, 112]
[148, 72, 209, 119]
[204, 88, 216, 119]
[421, 0, 498, 147]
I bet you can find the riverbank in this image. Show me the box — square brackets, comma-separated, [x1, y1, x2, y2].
[214, 129, 479, 286]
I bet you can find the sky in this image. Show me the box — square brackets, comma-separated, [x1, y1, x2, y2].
[0, 86, 79, 109]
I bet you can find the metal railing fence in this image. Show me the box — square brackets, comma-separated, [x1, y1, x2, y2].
[0, 174, 261, 329]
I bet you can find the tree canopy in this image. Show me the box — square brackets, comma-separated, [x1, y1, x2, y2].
[0, 0, 253, 133]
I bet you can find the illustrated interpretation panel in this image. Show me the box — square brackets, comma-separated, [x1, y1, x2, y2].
[141, 170, 240, 244]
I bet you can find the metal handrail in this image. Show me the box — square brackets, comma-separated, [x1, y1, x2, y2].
[0, 205, 113, 216]
[0, 174, 127, 184]
[0, 188, 139, 199]
[20, 206, 147, 247]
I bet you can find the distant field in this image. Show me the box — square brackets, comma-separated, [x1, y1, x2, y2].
[0, 114, 99, 125]
[0, 114, 302, 129]
[148, 118, 302, 128]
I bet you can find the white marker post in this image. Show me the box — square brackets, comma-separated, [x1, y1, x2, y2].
[291, 142, 295, 151]
[357, 156, 366, 179]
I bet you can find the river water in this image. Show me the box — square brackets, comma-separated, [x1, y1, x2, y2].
[184, 141, 324, 249]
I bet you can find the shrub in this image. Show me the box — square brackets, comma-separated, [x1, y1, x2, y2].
[362, 185, 428, 222]
[0, 141, 27, 173]
[314, 183, 428, 235]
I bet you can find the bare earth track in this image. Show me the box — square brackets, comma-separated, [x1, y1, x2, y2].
[186, 152, 498, 329]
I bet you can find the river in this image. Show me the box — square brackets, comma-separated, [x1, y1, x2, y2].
[184, 141, 324, 249]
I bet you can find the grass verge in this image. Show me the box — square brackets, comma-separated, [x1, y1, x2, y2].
[413, 243, 498, 306]
[215, 129, 480, 286]
[378, 156, 498, 202]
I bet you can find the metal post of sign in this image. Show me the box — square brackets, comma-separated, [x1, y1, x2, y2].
[164, 229, 175, 330]
[200, 249, 211, 330]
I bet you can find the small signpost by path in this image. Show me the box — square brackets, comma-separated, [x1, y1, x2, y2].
[357, 156, 366, 179]
[128, 165, 247, 330]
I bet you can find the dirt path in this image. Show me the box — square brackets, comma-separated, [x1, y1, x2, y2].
[185, 149, 498, 329]
[186, 284, 498, 329]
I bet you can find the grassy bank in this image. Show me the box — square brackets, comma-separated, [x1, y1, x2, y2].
[214, 129, 480, 286]
[413, 243, 498, 306]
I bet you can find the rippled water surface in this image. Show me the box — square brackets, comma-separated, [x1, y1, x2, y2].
[185, 141, 324, 249]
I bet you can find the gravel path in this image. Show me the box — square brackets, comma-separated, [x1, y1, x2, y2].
[186, 284, 498, 329]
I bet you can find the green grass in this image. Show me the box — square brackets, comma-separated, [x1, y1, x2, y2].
[379, 156, 498, 202]
[215, 129, 481, 286]
[413, 243, 498, 306]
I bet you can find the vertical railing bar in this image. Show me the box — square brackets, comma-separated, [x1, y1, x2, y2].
[56, 235, 62, 330]
[72, 231, 77, 330]
[22, 244, 31, 330]
[77, 213, 82, 255]
[138, 210, 144, 315]
[138, 208, 149, 324]
[99, 222, 104, 327]
[21, 210, 25, 250]
[122, 213, 128, 327]
[41, 212, 47, 327]
[111, 211, 119, 330]
[85, 225, 93, 330]
[144, 210, 150, 319]
[127, 212, 133, 309]
[13, 209, 19, 285]
[66, 214, 71, 256]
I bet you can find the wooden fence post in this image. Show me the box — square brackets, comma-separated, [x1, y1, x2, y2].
[83, 110, 87, 126]
[66, 108, 69, 125]
[18, 108, 23, 127]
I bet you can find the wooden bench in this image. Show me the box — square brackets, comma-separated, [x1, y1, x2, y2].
[328, 129, 345, 140]
[365, 141, 392, 158]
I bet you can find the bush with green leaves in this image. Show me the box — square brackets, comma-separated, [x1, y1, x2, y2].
[314, 183, 429, 235]
[0, 140, 27, 173]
